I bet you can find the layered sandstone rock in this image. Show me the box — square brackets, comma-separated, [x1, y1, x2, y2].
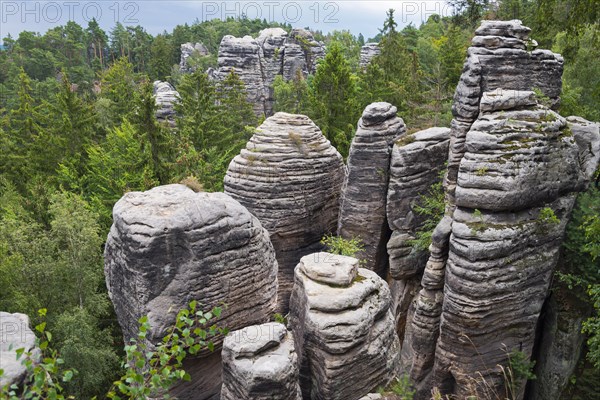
[213, 35, 267, 116]
[104, 184, 278, 399]
[338, 102, 406, 275]
[221, 322, 301, 400]
[282, 29, 325, 80]
[406, 91, 600, 399]
[257, 28, 288, 116]
[289, 253, 400, 400]
[359, 42, 380, 69]
[224, 113, 344, 311]
[179, 42, 210, 73]
[153, 80, 179, 127]
[0, 312, 39, 389]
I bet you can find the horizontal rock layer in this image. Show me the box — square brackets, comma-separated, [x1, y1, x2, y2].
[104, 184, 278, 399]
[338, 102, 406, 275]
[290, 253, 400, 400]
[224, 113, 344, 311]
[221, 322, 301, 400]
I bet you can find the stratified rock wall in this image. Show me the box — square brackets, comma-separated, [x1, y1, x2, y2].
[359, 42, 380, 70]
[221, 322, 302, 400]
[153, 80, 179, 127]
[224, 113, 344, 311]
[214, 35, 267, 116]
[104, 184, 278, 399]
[289, 253, 400, 400]
[338, 102, 406, 275]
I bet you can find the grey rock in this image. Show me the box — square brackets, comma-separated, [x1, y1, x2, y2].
[224, 113, 345, 312]
[0, 312, 39, 389]
[386, 127, 450, 280]
[153, 80, 179, 127]
[359, 42, 381, 69]
[104, 184, 278, 399]
[289, 253, 400, 400]
[221, 322, 301, 400]
[529, 286, 587, 400]
[180, 42, 210, 73]
[567, 116, 600, 182]
[257, 28, 288, 115]
[358, 394, 384, 400]
[338, 102, 406, 275]
[474, 19, 532, 40]
[214, 35, 267, 116]
[282, 29, 325, 81]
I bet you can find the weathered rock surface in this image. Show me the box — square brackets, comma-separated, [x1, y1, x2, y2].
[529, 285, 587, 400]
[214, 35, 267, 116]
[221, 322, 301, 400]
[179, 42, 210, 73]
[359, 42, 380, 69]
[153, 80, 179, 127]
[338, 102, 406, 275]
[213, 28, 324, 116]
[407, 93, 600, 399]
[224, 113, 344, 311]
[0, 312, 39, 389]
[104, 184, 278, 399]
[386, 127, 450, 281]
[447, 19, 563, 206]
[289, 252, 400, 400]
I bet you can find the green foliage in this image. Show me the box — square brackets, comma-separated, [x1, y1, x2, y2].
[410, 175, 446, 252]
[0, 309, 76, 399]
[273, 313, 288, 325]
[320, 234, 365, 259]
[538, 206, 560, 226]
[505, 350, 536, 397]
[273, 71, 313, 115]
[108, 302, 225, 399]
[377, 374, 415, 399]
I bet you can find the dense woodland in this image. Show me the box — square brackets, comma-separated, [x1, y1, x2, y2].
[0, 0, 599, 398]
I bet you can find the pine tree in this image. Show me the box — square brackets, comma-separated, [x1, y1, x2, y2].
[311, 41, 358, 158]
[99, 57, 136, 127]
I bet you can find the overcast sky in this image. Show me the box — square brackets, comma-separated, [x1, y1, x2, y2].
[1, 1, 453, 40]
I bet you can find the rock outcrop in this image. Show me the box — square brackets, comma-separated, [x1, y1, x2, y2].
[153, 81, 179, 127]
[213, 28, 324, 117]
[214, 35, 268, 116]
[289, 252, 400, 400]
[359, 42, 380, 69]
[338, 102, 406, 275]
[180, 42, 210, 73]
[224, 113, 344, 311]
[221, 322, 301, 400]
[405, 90, 600, 399]
[104, 184, 278, 399]
[0, 312, 39, 389]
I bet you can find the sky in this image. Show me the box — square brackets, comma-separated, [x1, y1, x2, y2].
[0, 1, 453, 41]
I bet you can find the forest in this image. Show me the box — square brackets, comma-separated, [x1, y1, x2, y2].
[0, 0, 599, 398]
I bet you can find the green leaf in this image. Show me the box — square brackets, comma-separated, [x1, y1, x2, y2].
[63, 370, 73, 382]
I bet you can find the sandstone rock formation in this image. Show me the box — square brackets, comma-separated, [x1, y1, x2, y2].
[0, 312, 39, 389]
[224, 113, 344, 311]
[213, 28, 324, 116]
[153, 80, 179, 127]
[104, 184, 278, 399]
[338, 102, 406, 275]
[289, 252, 400, 400]
[221, 322, 301, 400]
[385, 127, 449, 341]
[213, 35, 268, 116]
[359, 42, 380, 69]
[180, 42, 210, 73]
[405, 90, 600, 399]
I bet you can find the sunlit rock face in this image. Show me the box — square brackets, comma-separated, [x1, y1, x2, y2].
[289, 253, 400, 400]
[224, 112, 345, 312]
[104, 184, 278, 399]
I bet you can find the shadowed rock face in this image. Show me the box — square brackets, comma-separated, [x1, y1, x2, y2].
[446, 19, 564, 206]
[406, 91, 600, 399]
[289, 253, 400, 400]
[224, 112, 345, 312]
[213, 28, 324, 117]
[0, 312, 39, 389]
[359, 42, 380, 70]
[104, 184, 278, 399]
[221, 322, 302, 400]
[338, 102, 406, 276]
[153, 81, 178, 127]
[213, 35, 268, 116]
[179, 42, 209, 73]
